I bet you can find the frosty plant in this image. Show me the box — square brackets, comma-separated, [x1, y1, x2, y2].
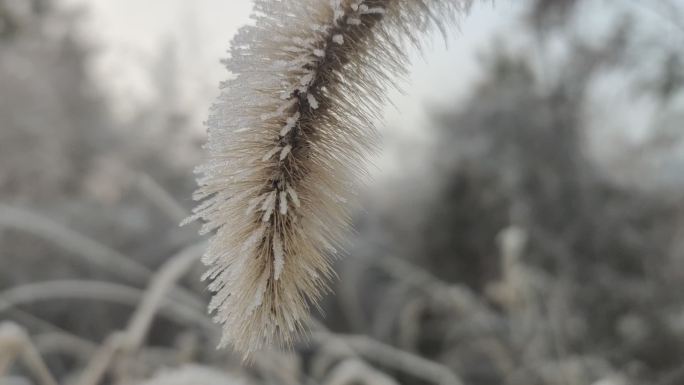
[187, 0, 471, 356]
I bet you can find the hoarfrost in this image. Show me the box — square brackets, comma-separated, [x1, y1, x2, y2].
[287, 184, 301, 207]
[280, 112, 300, 137]
[262, 146, 282, 162]
[261, 190, 277, 222]
[249, 267, 270, 313]
[279, 191, 288, 215]
[273, 234, 285, 280]
[279, 145, 292, 161]
[307, 94, 319, 109]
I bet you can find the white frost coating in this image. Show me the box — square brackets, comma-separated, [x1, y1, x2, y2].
[262, 146, 282, 162]
[331, 0, 344, 23]
[259, 190, 277, 212]
[292, 37, 316, 47]
[277, 98, 298, 114]
[321, 237, 338, 254]
[272, 59, 289, 68]
[300, 72, 314, 86]
[282, 45, 307, 53]
[279, 191, 288, 215]
[242, 224, 267, 254]
[333, 34, 344, 45]
[334, 9, 345, 23]
[261, 100, 293, 120]
[272, 234, 285, 280]
[286, 184, 301, 207]
[279, 145, 292, 161]
[307, 94, 319, 109]
[347, 18, 362, 26]
[201, 264, 220, 282]
[362, 7, 386, 15]
[280, 112, 300, 137]
[304, 266, 320, 279]
[246, 192, 268, 214]
[313, 49, 325, 58]
[180, 212, 201, 227]
[249, 267, 270, 313]
[260, 190, 277, 223]
[310, 23, 328, 33]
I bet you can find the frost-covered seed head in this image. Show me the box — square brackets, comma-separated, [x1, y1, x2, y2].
[188, 0, 471, 358]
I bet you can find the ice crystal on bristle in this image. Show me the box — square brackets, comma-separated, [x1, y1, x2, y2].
[188, 0, 472, 357]
[272, 234, 285, 280]
[279, 145, 292, 161]
[262, 147, 281, 162]
[286, 184, 300, 208]
[279, 191, 288, 215]
[307, 94, 319, 110]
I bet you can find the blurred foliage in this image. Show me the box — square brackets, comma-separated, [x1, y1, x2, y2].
[0, 0, 201, 346]
[333, 1, 684, 384]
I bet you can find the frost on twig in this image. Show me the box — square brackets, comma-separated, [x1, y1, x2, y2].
[0, 204, 204, 312]
[0, 322, 59, 385]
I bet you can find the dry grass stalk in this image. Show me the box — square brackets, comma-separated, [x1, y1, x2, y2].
[0, 322, 59, 385]
[324, 359, 399, 385]
[137, 365, 246, 385]
[135, 173, 189, 223]
[0, 204, 149, 283]
[0, 205, 203, 311]
[187, 0, 471, 357]
[309, 320, 464, 385]
[0, 280, 213, 332]
[341, 335, 464, 385]
[33, 333, 95, 363]
[76, 243, 207, 385]
[123, 242, 206, 353]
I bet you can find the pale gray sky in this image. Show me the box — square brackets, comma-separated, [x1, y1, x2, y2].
[56, 0, 521, 124]
[59, 0, 253, 121]
[55, 0, 683, 179]
[56, 0, 526, 175]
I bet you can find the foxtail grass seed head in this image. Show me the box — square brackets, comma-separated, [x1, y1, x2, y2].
[186, 0, 471, 357]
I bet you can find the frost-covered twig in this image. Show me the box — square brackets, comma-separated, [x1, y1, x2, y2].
[365, 253, 496, 319]
[0, 204, 148, 282]
[135, 173, 189, 223]
[324, 359, 399, 385]
[124, 242, 207, 352]
[33, 332, 96, 362]
[1, 309, 96, 368]
[76, 243, 210, 385]
[310, 322, 464, 385]
[137, 365, 245, 385]
[0, 204, 204, 311]
[0, 280, 214, 332]
[0, 322, 59, 385]
[188, 0, 471, 357]
[75, 332, 125, 385]
[341, 335, 464, 385]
